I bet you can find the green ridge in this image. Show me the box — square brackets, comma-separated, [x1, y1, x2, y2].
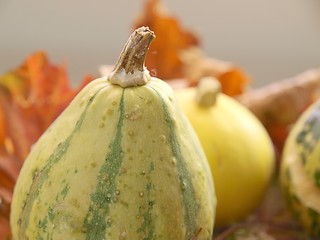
[83, 89, 125, 240]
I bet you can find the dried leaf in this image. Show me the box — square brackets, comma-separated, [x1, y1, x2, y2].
[238, 68, 320, 157]
[134, 0, 200, 79]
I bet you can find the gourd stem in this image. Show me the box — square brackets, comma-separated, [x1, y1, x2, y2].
[195, 77, 221, 108]
[108, 27, 155, 88]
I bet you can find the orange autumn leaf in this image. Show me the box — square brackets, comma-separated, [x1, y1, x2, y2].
[0, 51, 93, 239]
[0, 216, 12, 240]
[13, 52, 89, 131]
[134, 0, 200, 80]
[218, 67, 250, 96]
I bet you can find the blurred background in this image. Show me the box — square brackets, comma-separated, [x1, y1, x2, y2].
[0, 0, 319, 87]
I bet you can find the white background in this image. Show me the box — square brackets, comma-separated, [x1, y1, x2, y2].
[0, 0, 319, 87]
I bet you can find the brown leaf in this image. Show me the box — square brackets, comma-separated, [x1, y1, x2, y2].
[238, 68, 320, 157]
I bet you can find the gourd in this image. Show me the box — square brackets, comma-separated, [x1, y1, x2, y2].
[175, 78, 275, 227]
[10, 27, 216, 240]
[280, 99, 320, 236]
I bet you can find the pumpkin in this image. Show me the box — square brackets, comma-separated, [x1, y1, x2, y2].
[280, 98, 320, 236]
[175, 77, 275, 227]
[10, 27, 216, 239]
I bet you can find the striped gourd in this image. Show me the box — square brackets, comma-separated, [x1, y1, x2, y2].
[280, 98, 320, 236]
[10, 27, 216, 240]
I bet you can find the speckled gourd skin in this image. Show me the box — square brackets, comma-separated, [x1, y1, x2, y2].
[10, 76, 216, 240]
[281, 100, 320, 236]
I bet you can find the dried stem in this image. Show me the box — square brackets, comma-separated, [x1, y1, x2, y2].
[109, 27, 155, 87]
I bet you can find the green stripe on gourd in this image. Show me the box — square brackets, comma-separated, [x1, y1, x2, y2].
[281, 100, 320, 236]
[83, 90, 125, 239]
[152, 86, 198, 236]
[10, 27, 215, 240]
[295, 102, 320, 182]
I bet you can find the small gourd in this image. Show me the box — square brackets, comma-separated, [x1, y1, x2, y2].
[280, 99, 320, 236]
[176, 77, 275, 227]
[10, 27, 216, 240]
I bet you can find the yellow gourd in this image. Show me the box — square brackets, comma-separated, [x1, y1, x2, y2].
[176, 77, 275, 227]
